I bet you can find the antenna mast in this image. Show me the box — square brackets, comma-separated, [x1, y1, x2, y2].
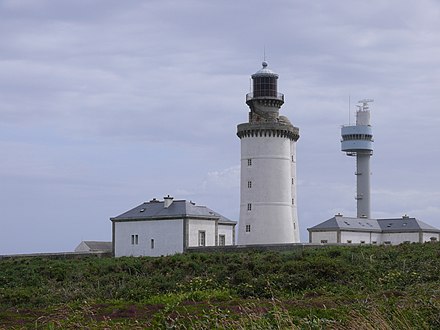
[348, 95, 351, 125]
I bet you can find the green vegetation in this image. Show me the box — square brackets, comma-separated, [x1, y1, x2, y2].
[1, 243, 440, 329]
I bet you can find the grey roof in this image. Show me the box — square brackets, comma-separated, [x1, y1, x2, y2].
[111, 198, 236, 225]
[81, 241, 112, 252]
[378, 217, 440, 233]
[308, 216, 382, 232]
[308, 215, 440, 233]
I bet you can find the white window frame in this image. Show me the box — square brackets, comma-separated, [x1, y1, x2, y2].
[198, 231, 206, 247]
[219, 235, 226, 246]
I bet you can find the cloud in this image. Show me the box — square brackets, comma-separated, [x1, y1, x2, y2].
[202, 165, 240, 191]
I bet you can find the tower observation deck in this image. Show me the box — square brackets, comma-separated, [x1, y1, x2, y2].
[341, 99, 374, 218]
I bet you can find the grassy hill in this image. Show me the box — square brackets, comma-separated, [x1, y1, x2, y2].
[1, 243, 440, 329]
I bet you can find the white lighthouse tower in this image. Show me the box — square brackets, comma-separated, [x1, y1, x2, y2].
[237, 62, 300, 245]
[341, 99, 374, 218]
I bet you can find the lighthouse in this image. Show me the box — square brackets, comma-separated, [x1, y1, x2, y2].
[237, 62, 300, 245]
[341, 99, 374, 218]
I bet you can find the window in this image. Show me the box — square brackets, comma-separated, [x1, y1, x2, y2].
[219, 235, 226, 246]
[150, 239, 155, 249]
[253, 76, 277, 97]
[292, 198, 294, 205]
[360, 240, 365, 244]
[291, 178, 294, 185]
[372, 241, 377, 245]
[347, 240, 352, 244]
[245, 224, 251, 232]
[320, 240, 328, 244]
[247, 159, 252, 166]
[247, 203, 252, 211]
[198, 231, 206, 247]
[291, 155, 294, 162]
[248, 181, 252, 188]
[384, 241, 391, 245]
[131, 234, 139, 245]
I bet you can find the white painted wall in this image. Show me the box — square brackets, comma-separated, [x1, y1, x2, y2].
[114, 220, 183, 257]
[310, 229, 439, 245]
[187, 219, 216, 247]
[370, 233, 382, 244]
[340, 231, 372, 244]
[218, 224, 235, 245]
[290, 141, 300, 242]
[422, 232, 440, 242]
[310, 231, 338, 243]
[238, 134, 299, 245]
[381, 232, 420, 245]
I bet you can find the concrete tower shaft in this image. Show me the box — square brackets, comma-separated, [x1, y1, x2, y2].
[237, 62, 300, 245]
[341, 99, 374, 218]
[356, 153, 371, 218]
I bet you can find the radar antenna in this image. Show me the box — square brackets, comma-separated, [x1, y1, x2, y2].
[358, 99, 374, 111]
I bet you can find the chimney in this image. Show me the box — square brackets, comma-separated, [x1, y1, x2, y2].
[164, 195, 174, 208]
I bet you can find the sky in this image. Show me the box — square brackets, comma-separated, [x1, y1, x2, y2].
[1, 0, 439, 254]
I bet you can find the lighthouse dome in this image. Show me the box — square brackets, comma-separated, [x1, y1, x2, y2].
[252, 61, 279, 78]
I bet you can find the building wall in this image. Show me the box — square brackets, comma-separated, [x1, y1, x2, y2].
[422, 232, 440, 242]
[310, 231, 338, 243]
[238, 135, 298, 245]
[380, 232, 420, 245]
[310, 229, 440, 245]
[218, 224, 235, 246]
[187, 219, 217, 247]
[290, 140, 300, 242]
[370, 233, 382, 244]
[340, 231, 373, 244]
[114, 219, 183, 257]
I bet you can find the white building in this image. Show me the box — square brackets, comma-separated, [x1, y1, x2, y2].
[111, 196, 236, 257]
[308, 214, 440, 245]
[237, 62, 300, 245]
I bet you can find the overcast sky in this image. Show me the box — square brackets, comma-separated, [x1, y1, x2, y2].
[1, 0, 439, 254]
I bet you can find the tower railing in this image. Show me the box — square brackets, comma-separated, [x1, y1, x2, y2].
[246, 92, 284, 102]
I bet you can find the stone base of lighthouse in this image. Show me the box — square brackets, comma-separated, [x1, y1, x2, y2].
[237, 123, 300, 245]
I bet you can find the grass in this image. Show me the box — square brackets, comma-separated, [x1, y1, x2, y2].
[1, 242, 440, 328]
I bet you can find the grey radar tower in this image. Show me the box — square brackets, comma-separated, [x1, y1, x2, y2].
[341, 99, 374, 218]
